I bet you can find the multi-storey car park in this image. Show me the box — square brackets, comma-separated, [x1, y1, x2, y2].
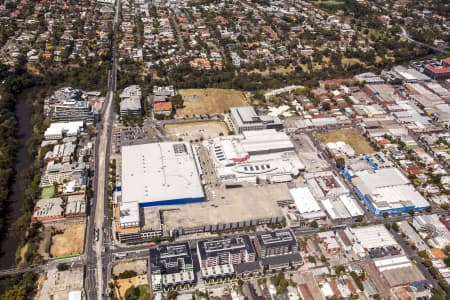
[229, 106, 283, 133]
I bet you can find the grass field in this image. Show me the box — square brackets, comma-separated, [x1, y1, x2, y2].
[342, 57, 364, 66]
[40, 186, 55, 199]
[50, 223, 85, 257]
[248, 66, 295, 76]
[165, 120, 229, 141]
[317, 129, 374, 154]
[177, 88, 248, 117]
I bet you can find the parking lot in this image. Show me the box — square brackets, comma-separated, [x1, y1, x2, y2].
[113, 126, 157, 152]
[291, 133, 330, 172]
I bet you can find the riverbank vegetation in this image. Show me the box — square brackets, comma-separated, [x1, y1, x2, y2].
[0, 61, 109, 298]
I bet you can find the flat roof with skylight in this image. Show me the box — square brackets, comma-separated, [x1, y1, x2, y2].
[121, 142, 204, 207]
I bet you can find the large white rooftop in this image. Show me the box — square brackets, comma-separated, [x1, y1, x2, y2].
[121, 142, 204, 206]
[205, 130, 304, 184]
[240, 130, 295, 154]
[353, 167, 429, 212]
[118, 201, 140, 227]
[44, 121, 84, 140]
[350, 225, 398, 250]
[290, 186, 321, 214]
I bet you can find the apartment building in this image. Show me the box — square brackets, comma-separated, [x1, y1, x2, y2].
[254, 230, 303, 272]
[197, 235, 259, 279]
[149, 243, 195, 291]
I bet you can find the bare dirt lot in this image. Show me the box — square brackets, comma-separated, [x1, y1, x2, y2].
[177, 89, 248, 117]
[164, 120, 229, 141]
[49, 223, 85, 257]
[112, 259, 148, 276]
[317, 129, 374, 154]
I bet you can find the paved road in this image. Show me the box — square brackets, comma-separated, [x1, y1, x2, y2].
[84, 0, 120, 299]
[168, 8, 185, 53]
[400, 26, 448, 54]
[391, 230, 440, 290]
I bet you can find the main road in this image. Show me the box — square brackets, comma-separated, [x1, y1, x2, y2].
[85, 0, 119, 299]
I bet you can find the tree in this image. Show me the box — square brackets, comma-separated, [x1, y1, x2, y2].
[335, 265, 346, 275]
[167, 290, 178, 300]
[408, 209, 415, 216]
[444, 256, 450, 267]
[118, 270, 137, 279]
[418, 250, 428, 258]
[335, 157, 345, 168]
[349, 271, 364, 291]
[171, 94, 184, 108]
[391, 222, 399, 232]
[0, 285, 27, 300]
[431, 292, 444, 300]
[309, 220, 318, 228]
[383, 212, 389, 219]
[57, 263, 69, 271]
[125, 287, 139, 300]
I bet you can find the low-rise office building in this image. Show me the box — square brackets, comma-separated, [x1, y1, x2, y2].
[40, 162, 86, 187]
[32, 197, 64, 223]
[229, 106, 282, 133]
[44, 121, 84, 140]
[65, 194, 87, 218]
[153, 85, 175, 101]
[51, 101, 94, 123]
[45, 87, 95, 123]
[119, 85, 142, 116]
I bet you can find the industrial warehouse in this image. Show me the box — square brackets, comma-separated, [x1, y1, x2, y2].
[350, 167, 430, 216]
[204, 129, 305, 184]
[120, 141, 204, 207]
[115, 141, 205, 239]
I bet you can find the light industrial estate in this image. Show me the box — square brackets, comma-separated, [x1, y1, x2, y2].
[6, 0, 450, 298]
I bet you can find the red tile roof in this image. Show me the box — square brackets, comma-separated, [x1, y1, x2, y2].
[154, 102, 173, 111]
[425, 65, 450, 74]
